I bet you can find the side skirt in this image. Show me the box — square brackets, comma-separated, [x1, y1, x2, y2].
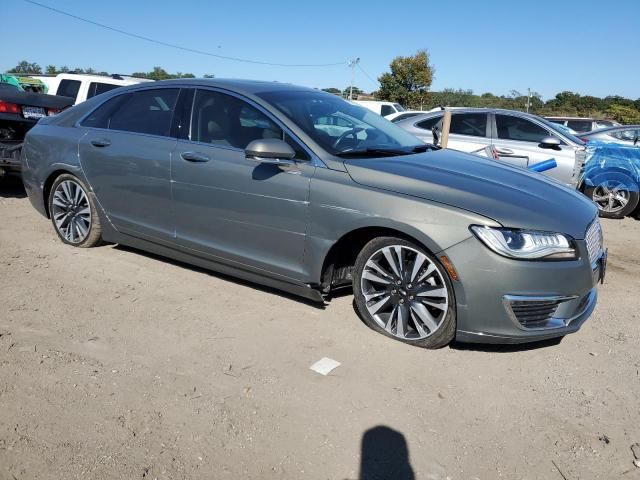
[100, 227, 326, 304]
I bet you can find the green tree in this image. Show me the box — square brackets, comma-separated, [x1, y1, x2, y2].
[376, 50, 434, 108]
[342, 86, 363, 98]
[605, 104, 640, 124]
[322, 87, 341, 95]
[8, 60, 42, 74]
[45, 65, 57, 75]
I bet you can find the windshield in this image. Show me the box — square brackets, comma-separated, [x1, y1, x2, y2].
[257, 90, 422, 156]
[536, 116, 584, 144]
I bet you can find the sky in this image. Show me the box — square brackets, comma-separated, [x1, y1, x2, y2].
[2, 0, 639, 101]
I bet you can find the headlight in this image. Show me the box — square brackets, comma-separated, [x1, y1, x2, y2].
[470, 226, 576, 260]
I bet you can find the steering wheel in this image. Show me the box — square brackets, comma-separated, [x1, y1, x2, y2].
[332, 127, 364, 149]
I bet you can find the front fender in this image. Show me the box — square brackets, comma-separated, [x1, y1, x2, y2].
[304, 167, 498, 284]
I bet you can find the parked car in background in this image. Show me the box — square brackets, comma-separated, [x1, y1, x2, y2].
[21, 79, 605, 348]
[386, 110, 427, 123]
[395, 108, 587, 187]
[0, 81, 73, 175]
[546, 116, 620, 133]
[579, 125, 640, 146]
[30, 73, 152, 105]
[353, 100, 405, 117]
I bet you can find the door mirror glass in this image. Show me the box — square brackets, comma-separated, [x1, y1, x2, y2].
[245, 138, 296, 162]
[540, 136, 561, 148]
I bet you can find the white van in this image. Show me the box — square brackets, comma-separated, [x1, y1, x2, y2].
[29, 73, 152, 105]
[353, 100, 405, 118]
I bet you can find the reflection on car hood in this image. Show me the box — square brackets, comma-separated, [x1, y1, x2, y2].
[343, 149, 597, 238]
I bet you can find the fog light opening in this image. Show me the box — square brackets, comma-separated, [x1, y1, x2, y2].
[439, 255, 459, 281]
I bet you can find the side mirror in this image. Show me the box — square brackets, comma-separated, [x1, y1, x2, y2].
[245, 139, 296, 167]
[540, 136, 561, 148]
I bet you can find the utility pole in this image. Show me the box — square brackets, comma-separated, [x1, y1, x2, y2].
[348, 57, 360, 100]
[526, 88, 531, 113]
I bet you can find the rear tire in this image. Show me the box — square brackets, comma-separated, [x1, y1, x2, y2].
[48, 174, 102, 247]
[353, 237, 456, 349]
[584, 171, 639, 219]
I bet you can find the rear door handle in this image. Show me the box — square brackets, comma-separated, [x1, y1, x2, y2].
[180, 151, 210, 162]
[90, 138, 111, 148]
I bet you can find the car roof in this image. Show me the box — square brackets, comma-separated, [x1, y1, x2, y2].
[582, 125, 640, 136]
[128, 78, 318, 96]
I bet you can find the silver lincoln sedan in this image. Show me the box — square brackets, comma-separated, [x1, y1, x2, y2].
[21, 79, 606, 348]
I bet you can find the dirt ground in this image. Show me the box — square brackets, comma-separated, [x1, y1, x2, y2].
[1, 174, 639, 480]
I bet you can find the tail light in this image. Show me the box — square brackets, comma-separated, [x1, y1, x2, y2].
[0, 100, 20, 114]
[578, 137, 588, 143]
[47, 108, 61, 116]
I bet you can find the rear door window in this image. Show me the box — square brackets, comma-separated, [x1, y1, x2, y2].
[81, 88, 179, 137]
[57, 79, 81, 100]
[567, 120, 592, 133]
[450, 113, 487, 137]
[415, 115, 443, 130]
[87, 82, 120, 99]
[495, 114, 550, 143]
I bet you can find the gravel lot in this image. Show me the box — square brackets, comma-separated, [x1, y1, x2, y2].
[1, 174, 639, 480]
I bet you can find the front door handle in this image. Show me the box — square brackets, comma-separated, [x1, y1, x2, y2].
[180, 151, 210, 162]
[495, 147, 514, 155]
[90, 138, 111, 148]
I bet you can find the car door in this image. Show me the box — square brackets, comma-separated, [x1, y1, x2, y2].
[78, 87, 180, 241]
[492, 113, 575, 183]
[171, 88, 315, 281]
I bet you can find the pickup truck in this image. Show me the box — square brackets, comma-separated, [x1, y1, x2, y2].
[0, 82, 74, 175]
[31, 73, 152, 105]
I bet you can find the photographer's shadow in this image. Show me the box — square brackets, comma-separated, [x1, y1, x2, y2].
[358, 426, 414, 480]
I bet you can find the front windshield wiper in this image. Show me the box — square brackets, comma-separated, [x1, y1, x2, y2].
[335, 144, 437, 158]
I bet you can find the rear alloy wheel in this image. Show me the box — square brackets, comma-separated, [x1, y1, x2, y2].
[353, 237, 456, 349]
[48, 174, 102, 247]
[585, 172, 639, 219]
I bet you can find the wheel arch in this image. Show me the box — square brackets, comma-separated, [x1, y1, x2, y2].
[318, 225, 441, 293]
[42, 168, 76, 218]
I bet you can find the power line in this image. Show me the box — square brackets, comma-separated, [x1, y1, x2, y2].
[357, 64, 379, 87]
[21, 0, 347, 68]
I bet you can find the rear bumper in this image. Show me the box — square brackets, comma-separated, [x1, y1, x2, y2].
[0, 141, 23, 172]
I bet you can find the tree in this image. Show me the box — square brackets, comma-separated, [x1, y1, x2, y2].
[322, 87, 341, 95]
[8, 60, 42, 74]
[605, 104, 640, 124]
[376, 50, 434, 109]
[203, 74, 215, 78]
[131, 67, 196, 80]
[45, 65, 57, 75]
[342, 86, 363, 98]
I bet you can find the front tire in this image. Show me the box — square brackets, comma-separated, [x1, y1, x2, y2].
[584, 171, 639, 219]
[48, 174, 102, 247]
[353, 237, 456, 349]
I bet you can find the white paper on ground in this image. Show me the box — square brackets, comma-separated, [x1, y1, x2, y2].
[309, 357, 341, 376]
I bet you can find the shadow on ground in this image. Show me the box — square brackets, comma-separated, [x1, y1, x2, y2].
[0, 175, 26, 198]
[358, 426, 415, 480]
[112, 243, 327, 309]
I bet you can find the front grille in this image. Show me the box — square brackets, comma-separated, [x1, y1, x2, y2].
[585, 220, 603, 264]
[508, 299, 561, 328]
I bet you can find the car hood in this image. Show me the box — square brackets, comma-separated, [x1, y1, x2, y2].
[343, 149, 597, 239]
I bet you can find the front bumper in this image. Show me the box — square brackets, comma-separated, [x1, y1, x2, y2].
[443, 235, 602, 344]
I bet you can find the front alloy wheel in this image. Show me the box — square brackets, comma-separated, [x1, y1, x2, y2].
[353, 237, 456, 348]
